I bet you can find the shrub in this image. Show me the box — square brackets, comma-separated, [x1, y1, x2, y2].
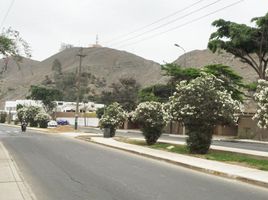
[35, 112, 50, 128]
[99, 103, 127, 137]
[132, 101, 169, 145]
[0, 112, 7, 123]
[169, 73, 241, 154]
[99, 103, 126, 136]
[17, 107, 27, 122]
[253, 77, 268, 129]
[17, 106, 41, 127]
[25, 106, 41, 127]
[96, 107, 105, 119]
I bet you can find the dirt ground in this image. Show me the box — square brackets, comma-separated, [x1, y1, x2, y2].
[47, 125, 76, 133]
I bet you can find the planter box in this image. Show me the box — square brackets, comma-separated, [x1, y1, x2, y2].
[103, 128, 111, 138]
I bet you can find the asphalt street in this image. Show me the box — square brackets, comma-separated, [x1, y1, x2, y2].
[1, 124, 268, 200]
[82, 127, 268, 152]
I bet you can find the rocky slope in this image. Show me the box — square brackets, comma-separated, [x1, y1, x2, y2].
[0, 47, 166, 107]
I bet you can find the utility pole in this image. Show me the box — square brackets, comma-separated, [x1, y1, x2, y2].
[75, 48, 86, 130]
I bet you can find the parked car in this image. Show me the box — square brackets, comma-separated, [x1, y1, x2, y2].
[57, 119, 69, 125]
[48, 120, 58, 127]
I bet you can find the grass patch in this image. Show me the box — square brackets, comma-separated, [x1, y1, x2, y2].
[118, 138, 268, 171]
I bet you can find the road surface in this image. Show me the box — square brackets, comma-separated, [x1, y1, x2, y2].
[1, 125, 268, 200]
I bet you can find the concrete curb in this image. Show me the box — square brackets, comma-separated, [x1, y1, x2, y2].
[0, 143, 36, 200]
[89, 138, 268, 189]
[1, 123, 50, 133]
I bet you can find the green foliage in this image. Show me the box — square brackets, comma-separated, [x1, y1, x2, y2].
[0, 112, 7, 123]
[138, 84, 172, 103]
[245, 82, 258, 92]
[253, 79, 268, 129]
[203, 64, 245, 102]
[186, 125, 213, 154]
[208, 13, 268, 79]
[161, 63, 201, 83]
[35, 112, 50, 128]
[25, 106, 41, 127]
[96, 107, 105, 119]
[16, 104, 23, 111]
[28, 85, 63, 113]
[17, 107, 27, 122]
[169, 73, 241, 154]
[162, 63, 245, 102]
[99, 103, 127, 137]
[99, 78, 140, 111]
[53, 71, 93, 102]
[132, 101, 169, 145]
[0, 28, 31, 57]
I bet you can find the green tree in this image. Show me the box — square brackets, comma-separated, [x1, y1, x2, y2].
[208, 12, 268, 79]
[203, 64, 245, 102]
[0, 28, 31, 57]
[27, 85, 63, 114]
[162, 63, 201, 83]
[99, 78, 140, 111]
[96, 107, 105, 119]
[54, 71, 91, 102]
[138, 84, 172, 103]
[161, 63, 245, 102]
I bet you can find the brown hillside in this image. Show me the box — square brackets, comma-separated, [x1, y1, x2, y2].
[0, 48, 259, 109]
[174, 49, 258, 82]
[0, 47, 166, 108]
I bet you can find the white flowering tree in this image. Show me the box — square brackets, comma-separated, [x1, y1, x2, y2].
[132, 101, 169, 145]
[99, 103, 127, 137]
[35, 112, 51, 128]
[169, 73, 241, 154]
[253, 70, 268, 128]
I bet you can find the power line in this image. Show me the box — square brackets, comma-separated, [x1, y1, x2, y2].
[115, 0, 244, 49]
[0, 0, 16, 30]
[105, 0, 207, 44]
[109, 0, 223, 47]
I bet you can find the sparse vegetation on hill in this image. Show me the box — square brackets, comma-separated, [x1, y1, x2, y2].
[0, 47, 165, 107]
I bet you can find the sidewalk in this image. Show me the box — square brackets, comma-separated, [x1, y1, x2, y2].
[0, 142, 35, 200]
[89, 137, 268, 188]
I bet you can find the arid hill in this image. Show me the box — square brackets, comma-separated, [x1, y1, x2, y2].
[0, 47, 166, 107]
[0, 47, 259, 108]
[174, 49, 258, 82]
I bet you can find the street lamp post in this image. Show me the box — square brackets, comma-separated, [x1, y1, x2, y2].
[174, 44, 187, 135]
[174, 44, 186, 67]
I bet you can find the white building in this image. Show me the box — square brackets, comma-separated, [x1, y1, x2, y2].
[4, 100, 43, 120]
[54, 101, 104, 112]
[4, 100, 104, 122]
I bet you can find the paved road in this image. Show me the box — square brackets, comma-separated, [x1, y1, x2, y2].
[81, 127, 268, 152]
[1, 125, 268, 200]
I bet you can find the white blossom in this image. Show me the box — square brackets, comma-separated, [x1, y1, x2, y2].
[253, 79, 268, 128]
